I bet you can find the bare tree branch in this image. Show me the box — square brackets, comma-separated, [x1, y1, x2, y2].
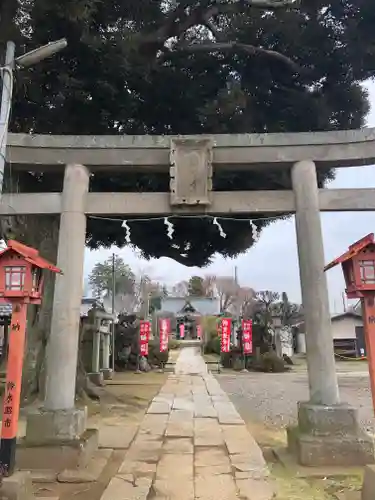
[140, 0, 300, 72]
[245, 0, 298, 7]
[175, 41, 300, 72]
[202, 16, 224, 40]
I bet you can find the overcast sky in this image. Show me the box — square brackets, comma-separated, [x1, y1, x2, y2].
[84, 81, 375, 313]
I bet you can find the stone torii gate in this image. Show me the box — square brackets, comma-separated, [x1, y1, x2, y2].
[4, 129, 375, 465]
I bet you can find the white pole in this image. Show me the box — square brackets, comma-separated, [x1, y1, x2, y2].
[0, 41, 15, 197]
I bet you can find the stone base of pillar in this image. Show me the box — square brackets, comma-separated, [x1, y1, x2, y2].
[0, 471, 33, 500]
[362, 465, 375, 500]
[88, 371, 104, 386]
[287, 402, 375, 466]
[25, 408, 87, 444]
[101, 368, 113, 380]
[19, 408, 98, 471]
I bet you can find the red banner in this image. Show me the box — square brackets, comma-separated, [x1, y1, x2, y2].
[159, 318, 170, 352]
[220, 318, 231, 353]
[140, 320, 151, 356]
[242, 319, 253, 354]
[196, 325, 202, 340]
[179, 323, 185, 339]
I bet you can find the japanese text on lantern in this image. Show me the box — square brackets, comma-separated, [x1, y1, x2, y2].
[242, 319, 253, 354]
[159, 318, 170, 353]
[140, 320, 150, 356]
[220, 318, 231, 353]
[2, 381, 16, 439]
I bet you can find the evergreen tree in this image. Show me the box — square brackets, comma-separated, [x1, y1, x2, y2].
[2, 0, 374, 266]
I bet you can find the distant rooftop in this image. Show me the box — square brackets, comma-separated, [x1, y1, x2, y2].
[160, 297, 220, 316]
[331, 310, 362, 321]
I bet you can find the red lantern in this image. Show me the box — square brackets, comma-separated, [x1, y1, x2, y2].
[325, 233, 375, 417]
[325, 233, 375, 299]
[0, 240, 61, 304]
[0, 240, 61, 476]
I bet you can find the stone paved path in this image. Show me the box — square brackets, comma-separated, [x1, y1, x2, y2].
[100, 347, 275, 500]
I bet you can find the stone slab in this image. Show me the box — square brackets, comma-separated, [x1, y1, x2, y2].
[0, 471, 33, 500]
[194, 418, 224, 446]
[226, 438, 265, 456]
[152, 478, 194, 500]
[223, 425, 261, 455]
[126, 440, 163, 463]
[195, 464, 232, 476]
[195, 473, 237, 500]
[98, 424, 138, 449]
[169, 409, 194, 421]
[147, 402, 172, 414]
[195, 448, 231, 467]
[153, 395, 174, 404]
[57, 449, 112, 483]
[211, 394, 230, 402]
[163, 438, 194, 454]
[195, 434, 224, 447]
[118, 460, 157, 477]
[138, 414, 168, 436]
[231, 459, 270, 480]
[217, 413, 244, 425]
[194, 406, 217, 418]
[194, 418, 222, 432]
[173, 398, 194, 412]
[165, 422, 193, 438]
[156, 454, 193, 479]
[193, 396, 212, 404]
[100, 475, 152, 500]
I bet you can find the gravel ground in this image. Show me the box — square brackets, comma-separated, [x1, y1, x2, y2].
[217, 369, 375, 433]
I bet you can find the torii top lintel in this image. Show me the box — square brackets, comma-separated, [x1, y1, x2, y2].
[324, 233, 375, 272]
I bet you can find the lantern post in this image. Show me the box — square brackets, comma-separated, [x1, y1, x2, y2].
[0, 240, 61, 476]
[325, 233, 375, 413]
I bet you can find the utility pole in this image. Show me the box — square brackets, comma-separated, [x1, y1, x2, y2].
[111, 253, 115, 372]
[342, 292, 347, 312]
[0, 39, 67, 198]
[0, 42, 15, 197]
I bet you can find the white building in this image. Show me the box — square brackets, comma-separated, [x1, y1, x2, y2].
[295, 310, 364, 357]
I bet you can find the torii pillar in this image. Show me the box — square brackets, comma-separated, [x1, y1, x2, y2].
[25, 164, 91, 449]
[288, 160, 374, 466]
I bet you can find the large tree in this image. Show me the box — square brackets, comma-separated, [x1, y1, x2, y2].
[2, 0, 374, 399]
[188, 276, 205, 296]
[2, 0, 375, 268]
[88, 255, 135, 299]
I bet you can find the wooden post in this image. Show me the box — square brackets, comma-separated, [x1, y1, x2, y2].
[3, 319, 9, 362]
[361, 295, 375, 414]
[0, 302, 27, 475]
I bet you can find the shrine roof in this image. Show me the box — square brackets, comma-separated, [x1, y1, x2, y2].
[0, 240, 61, 274]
